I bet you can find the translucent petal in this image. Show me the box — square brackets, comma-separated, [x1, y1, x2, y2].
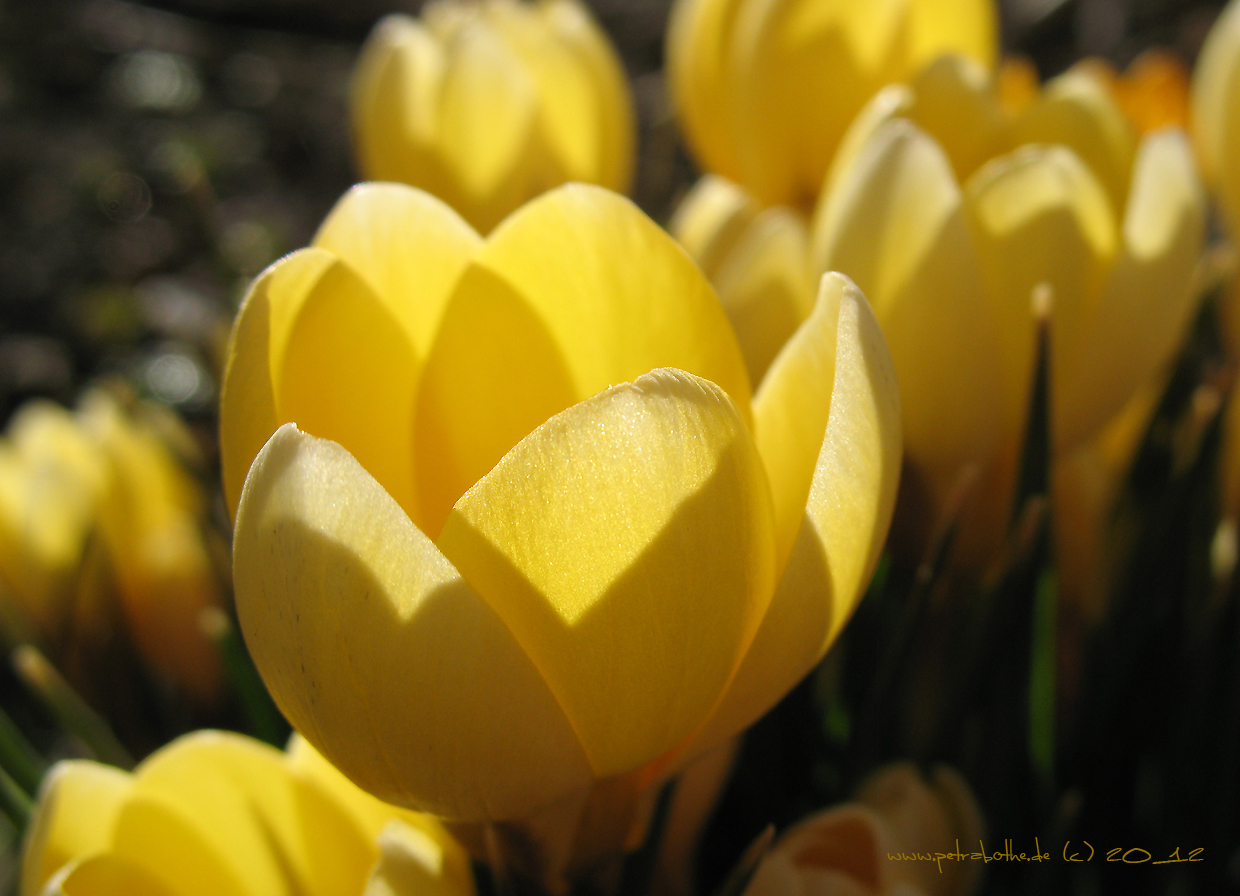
[233, 424, 594, 821]
[690, 275, 901, 750]
[437, 369, 776, 777]
[312, 182, 481, 360]
[668, 174, 761, 281]
[415, 184, 750, 534]
[1056, 129, 1206, 451]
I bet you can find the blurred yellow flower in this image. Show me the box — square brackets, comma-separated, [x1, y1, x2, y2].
[21, 729, 474, 896]
[0, 390, 224, 705]
[666, 0, 997, 211]
[1192, 0, 1240, 233]
[220, 182, 901, 828]
[744, 763, 984, 896]
[811, 54, 1205, 560]
[351, 0, 633, 233]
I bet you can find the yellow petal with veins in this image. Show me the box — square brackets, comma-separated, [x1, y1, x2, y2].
[22, 761, 131, 896]
[415, 184, 750, 534]
[234, 424, 595, 821]
[438, 369, 776, 778]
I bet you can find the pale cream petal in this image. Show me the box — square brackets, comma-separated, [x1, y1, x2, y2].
[437, 369, 776, 777]
[668, 174, 761, 281]
[312, 182, 482, 360]
[904, 53, 1007, 183]
[414, 184, 750, 534]
[233, 424, 594, 821]
[364, 820, 476, 896]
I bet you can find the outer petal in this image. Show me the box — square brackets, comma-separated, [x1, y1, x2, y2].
[312, 182, 482, 360]
[904, 54, 1007, 183]
[689, 275, 901, 751]
[665, 0, 748, 182]
[435, 17, 541, 232]
[115, 731, 374, 896]
[539, 0, 635, 192]
[814, 120, 1002, 496]
[904, 0, 998, 72]
[964, 144, 1118, 446]
[1192, 0, 1240, 228]
[415, 185, 751, 534]
[1012, 69, 1136, 215]
[234, 424, 595, 821]
[1055, 129, 1206, 451]
[668, 174, 761, 281]
[712, 206, 816, 387]
[22, 761, 132, 896]
[438, 369, 776, 778]
[220, 247, 420, 522]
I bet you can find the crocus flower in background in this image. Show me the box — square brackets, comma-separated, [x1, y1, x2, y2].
[21, 730, 474, 896]
[666, 0, 996, 211]
[351, 0, 633, 233]
[219, 180, 900, 884]
[0, 389, 225, 708]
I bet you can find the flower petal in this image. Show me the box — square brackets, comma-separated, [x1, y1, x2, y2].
[1012, 69, 1136, 214]
[437, 369, 776, 778]
[364, 820, 476, 896]
[415, 184, 751, 534]
[22, 761, 131, 896]
[234, 424, 594, 821]
[41, 855, 178, 896]
[312, 182, 482, 360]
[1055, 129, 1206, 451]
[117, 731, 373, 896]
[691, 275, 900, 750]
[904, 54, 1007, 183]
[1192, 0, 1240, 228]
[713, 206, 816, 388]
[965, 144, 1118, 445]
[668, 174, 761, 281]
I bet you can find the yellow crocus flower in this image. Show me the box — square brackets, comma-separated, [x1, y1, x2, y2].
[21, 730, 474, 896]
[0, 391, 225, 705]
[666, 0, 996, 211]
[220, 182, 901, 831]
[351, 0, 633, 234]
[811, 54, 1205, 559]
[1193, 0, 1240, 234]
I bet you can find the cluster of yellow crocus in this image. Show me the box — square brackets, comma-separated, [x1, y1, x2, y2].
[351, 0, 633, 233]
[21, 730, 473, 896]
[219, 180, 900, 844]
[744, 764, 983, 896]
[676, 53, 1206, 573]
[667, 0, 997, 211]
[0, 390, 224, 705]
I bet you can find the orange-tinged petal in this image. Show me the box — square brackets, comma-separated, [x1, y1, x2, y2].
[22, 761, 131, 896]
[414, 185, 750, 534]
[690, 275, 900, 752]
[438, 369, 776, 778]
[234, 424, 594, 821]
[312, 182, 482, 360]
